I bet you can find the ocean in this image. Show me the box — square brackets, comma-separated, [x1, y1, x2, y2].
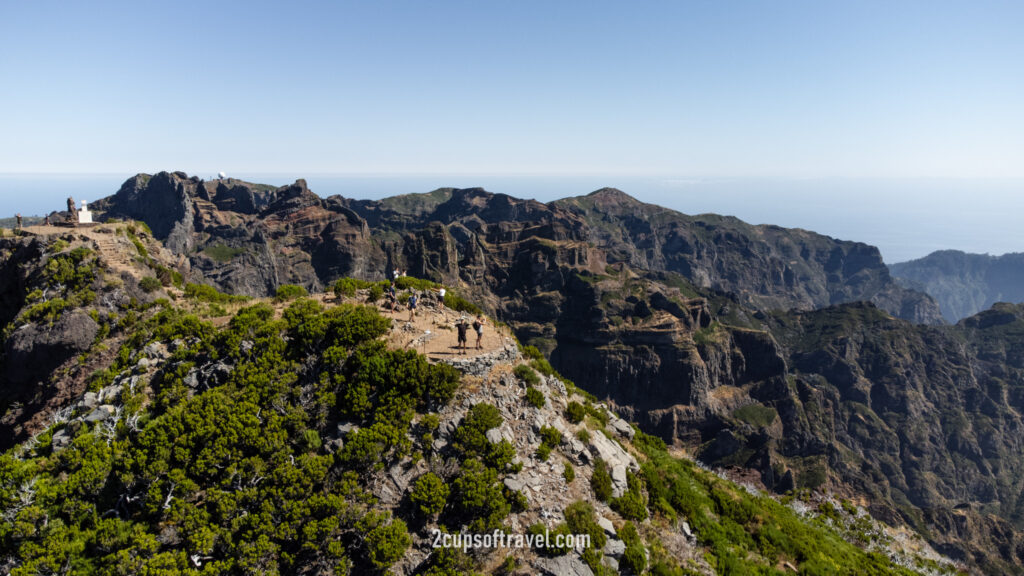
[1, 173, 1022, 264]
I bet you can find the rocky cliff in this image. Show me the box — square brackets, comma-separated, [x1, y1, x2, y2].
[890, 250, 1024, 322]
[0, 232, 957, 574]
[91, 173, 942, 325]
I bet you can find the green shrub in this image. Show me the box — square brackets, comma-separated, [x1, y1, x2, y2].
[566, 401, 586, 424]
[528, 523, 573, 556]
[612, 487, 648, 520]
[564, 462, 576, 483]
[443, 291, 483, 315]
[514, 364, 540, 385]
[333, 277, 364, 298]
[395, 276, 438, 291]
[184, 282, 248, 304]
[453, 403, 515, 470]
[591, 458, 613, 502]
[564, 500, 607, 550]
[621, 543, 647, 574]
[420, 413, 440, 434]
[619, 521, 641, 547]
[525, 387, 545, 408]
[451, 459, 511, 532]
[365, 518, 411, 569]
[274, 284, 308, 301]
[530, 357, 556, 377]
[611, 472, 649, 521]
[367, 283, 384, 302]
[535, 426, 561, 461]
[521, 345, 544, 361]
[410, 472, 449, 516]
[202, 243, 244, 262]
[733, 404, 778, 428]
[139, 276, 162, 293]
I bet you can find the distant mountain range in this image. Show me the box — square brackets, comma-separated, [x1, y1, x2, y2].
[890, 250, 1024, 322]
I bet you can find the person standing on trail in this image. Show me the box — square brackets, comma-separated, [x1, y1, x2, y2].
[473, 315, 485, 350]
[408, 293, 418, 320]
[455, 317, 469, 355]
[386, 282, 397, 313]
[15, 214, 22, 230]
[437, 287, 447, 315]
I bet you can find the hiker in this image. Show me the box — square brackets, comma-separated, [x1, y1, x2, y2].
[44, 215, 50, 225]
[15, 213, 21, 230]
[473, 315, 486, 350]
[408, 292, 418, 320]
[438, 286, 447, 315]
[386, 282, 397, 312]
[393, 268, 400, 281]
[455, 317, 469, 355]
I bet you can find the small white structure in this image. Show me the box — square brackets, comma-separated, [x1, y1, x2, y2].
[78, 200, 93, 224]
[218, 171, 226, 179]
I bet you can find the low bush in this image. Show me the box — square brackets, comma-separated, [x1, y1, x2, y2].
[274, 284, 308, 301]
[139, 276, 162, 293]
[566, 401, 586, 424]
[514, 364, 540, 385]
[591, 458, 613, 502]
[525, 387, 545, 408]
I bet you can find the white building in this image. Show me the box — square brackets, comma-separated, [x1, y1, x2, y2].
[78, 200, 93, 224]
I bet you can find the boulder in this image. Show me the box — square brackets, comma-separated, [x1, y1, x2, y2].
[597, 515, 616, 536]
[535, 554, 594, 576]
[588, 431, 639, 496]
[5, 310, 98, 385]
[604, 538, 626, 557]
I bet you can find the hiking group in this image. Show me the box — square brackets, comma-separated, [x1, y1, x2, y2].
[455, 314, 486, 355]
[378, 274, 487, 356]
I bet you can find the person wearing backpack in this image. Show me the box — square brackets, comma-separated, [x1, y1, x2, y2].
[408, 293, 419, 320]
[473, 315, 485, 350]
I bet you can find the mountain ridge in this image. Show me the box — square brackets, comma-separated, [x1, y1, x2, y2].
[16, 171, 1024, 571]
[890, 249, 1024, 322]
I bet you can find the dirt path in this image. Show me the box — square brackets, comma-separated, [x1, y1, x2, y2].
[21, 224, 142, 278]
[21, 224, 512, 362]
[317, 293, 513, 361]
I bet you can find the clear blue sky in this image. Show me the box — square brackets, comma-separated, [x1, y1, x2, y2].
[2, 1, 1023, 178]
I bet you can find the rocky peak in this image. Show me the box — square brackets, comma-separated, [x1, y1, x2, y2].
[584, 187, 643, 207]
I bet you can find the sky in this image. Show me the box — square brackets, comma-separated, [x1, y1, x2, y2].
[1, 1, 1023, 260]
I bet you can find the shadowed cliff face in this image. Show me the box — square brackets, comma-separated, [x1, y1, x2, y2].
[890, 249, 1024, 322]
[92, 173, 942, 321]
[93, 172, 381, 296]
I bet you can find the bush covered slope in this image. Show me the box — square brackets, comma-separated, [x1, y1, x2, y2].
[0, 231, 958, 575]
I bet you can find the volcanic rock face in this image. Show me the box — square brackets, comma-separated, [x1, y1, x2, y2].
[890, 249, 1024, 322]
[93, 172, 381, 296]
[93, 174, 942, 323]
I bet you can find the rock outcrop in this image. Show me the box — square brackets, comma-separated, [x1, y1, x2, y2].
[890, 249, 1024, 322]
